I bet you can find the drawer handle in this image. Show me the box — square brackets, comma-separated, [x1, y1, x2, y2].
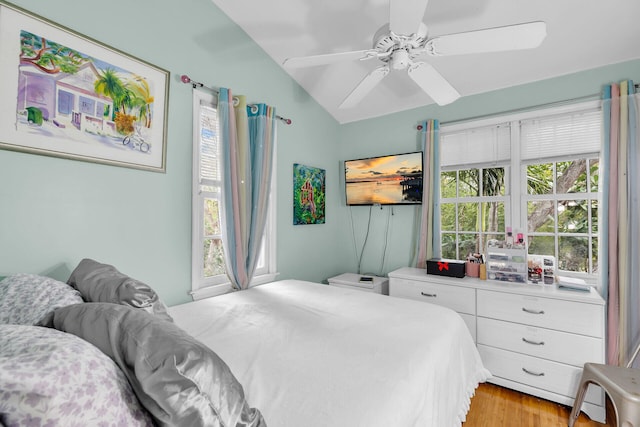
[522, 367, 545, 377]
[522, 307, 545, 315]
[420, 291, 437, 298]
[522, 337, 545, 346]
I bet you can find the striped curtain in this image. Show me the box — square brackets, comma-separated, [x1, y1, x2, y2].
[218, 88, 276, 290]
[602, 80, 640, 367]
[415, 119, 441, 267]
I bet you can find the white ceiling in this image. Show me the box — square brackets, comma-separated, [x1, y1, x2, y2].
[211, 0, 640, 124]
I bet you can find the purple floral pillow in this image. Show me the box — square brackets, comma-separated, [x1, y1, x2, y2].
[0, 274, 84, 325]
[0, 324, 154, 427]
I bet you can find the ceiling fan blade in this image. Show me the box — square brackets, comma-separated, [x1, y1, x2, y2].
[339, 66, 390, 109]
[407, 62, 460, 106]
[426, 21, 547, 56]
[389, 0, 429, 35]
[283, 49, 379, 69]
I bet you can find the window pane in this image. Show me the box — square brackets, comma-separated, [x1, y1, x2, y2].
[591, 200, 598, 234]
[482, 167, 505, 196]
[203, 238, 225, 277]
[589, 159, 600, 192]
[441, 233, 456, 259]
[459, 202, 479, 232]
[459, 233, 479, 258]
[556, 160, 587, 194]
[558, 236, 589, 272]
[527, 235, 555, 257]
[441, 203, 456, 231]
[204, 198, 221, 235]
[527, 163, 553, 195]
[592, 237, 599, 273]
[558, 199, 587, 233]
[481, 202, 504, 233]
[458, 169, 479, 197]
[527, 200, 555, 232]
[440, 171, 457, 198]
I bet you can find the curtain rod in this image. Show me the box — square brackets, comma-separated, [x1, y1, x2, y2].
[180, 75, 292, 125]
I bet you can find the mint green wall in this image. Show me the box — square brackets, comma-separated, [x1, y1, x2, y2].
[338, 59, 640, 276]
[1, 0, 639, 305]
[0, 0, 345, 305]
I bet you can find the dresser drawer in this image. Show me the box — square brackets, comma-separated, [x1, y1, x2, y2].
[459, 312, 477, 343]
[478, 345, 603, 405]
[390, 277, 475, 315]
[477, 289, 603, 337]
[477, 317, 602, 367]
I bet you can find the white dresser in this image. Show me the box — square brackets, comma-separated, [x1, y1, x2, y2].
[388, 267, 606, 423]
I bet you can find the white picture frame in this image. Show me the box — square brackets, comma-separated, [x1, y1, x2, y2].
[0, 1, 169, 172]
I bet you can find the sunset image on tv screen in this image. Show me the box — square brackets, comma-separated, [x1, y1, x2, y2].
[344, 151, 423, 205]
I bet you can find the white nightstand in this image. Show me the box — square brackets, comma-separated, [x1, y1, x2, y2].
[327, 273, 389, 295]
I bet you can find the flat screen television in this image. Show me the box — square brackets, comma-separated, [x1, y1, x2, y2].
[344, 151, 423, 206]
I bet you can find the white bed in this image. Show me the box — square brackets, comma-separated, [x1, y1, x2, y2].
[170, 279, 490, 427]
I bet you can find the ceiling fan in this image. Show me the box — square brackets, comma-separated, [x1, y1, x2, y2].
[282, 0, 547, 108]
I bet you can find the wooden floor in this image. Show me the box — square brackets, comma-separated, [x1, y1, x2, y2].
[462, 383, 614, 427]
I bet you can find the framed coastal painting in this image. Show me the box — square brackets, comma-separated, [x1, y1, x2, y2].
[0, 1, 169, 172]
[293, 163, 326, 225]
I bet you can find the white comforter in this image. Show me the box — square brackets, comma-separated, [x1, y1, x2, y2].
[169, 280, 489, 427]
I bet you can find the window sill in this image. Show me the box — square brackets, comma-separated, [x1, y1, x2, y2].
[190, 272, 279, 301]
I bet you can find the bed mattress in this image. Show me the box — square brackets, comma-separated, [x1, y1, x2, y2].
[169, 279, 490, 427]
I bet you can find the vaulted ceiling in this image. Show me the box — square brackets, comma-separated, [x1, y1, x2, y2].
[212, 0, 640, 123]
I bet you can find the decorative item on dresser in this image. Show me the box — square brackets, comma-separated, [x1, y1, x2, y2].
[388, 266, 606, 423]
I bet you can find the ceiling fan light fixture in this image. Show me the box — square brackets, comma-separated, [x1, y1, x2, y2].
[391, 49, 410, 70]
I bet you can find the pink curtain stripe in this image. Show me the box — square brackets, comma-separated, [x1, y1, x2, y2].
[607, 83, 620, 364]
[617, 81, 630, 364]
[416, 121, 430, 268]
[416, 119, 437, 268]
[605, 81, 640, 367]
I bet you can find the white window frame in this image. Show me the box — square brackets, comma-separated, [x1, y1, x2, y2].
[440, 100, 602, 280]
[190, 90, 277, 300]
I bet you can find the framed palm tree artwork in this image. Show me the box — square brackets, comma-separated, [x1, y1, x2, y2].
[0, 1, 169, 172]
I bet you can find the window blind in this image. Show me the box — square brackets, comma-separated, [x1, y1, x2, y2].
[199, 104, 220, 186]
[440, 123, 511, 168]
[520, 108, 601, 161]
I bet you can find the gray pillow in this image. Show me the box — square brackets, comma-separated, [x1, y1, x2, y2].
[39, 303, 265, 427]
[67, 258, 172, 322]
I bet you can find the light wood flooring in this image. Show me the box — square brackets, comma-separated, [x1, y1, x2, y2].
[462, 383, 614, 427]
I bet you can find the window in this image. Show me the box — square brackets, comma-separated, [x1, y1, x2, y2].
[440, 124, 511, 260]
[191, 90, 276, 299]
[439, 101, 601, 278]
